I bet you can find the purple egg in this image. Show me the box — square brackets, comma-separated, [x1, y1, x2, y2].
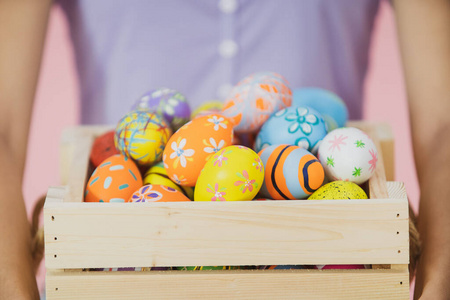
[133, 88, 191, 131]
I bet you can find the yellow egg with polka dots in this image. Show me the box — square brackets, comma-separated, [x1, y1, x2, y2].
[308, 181, 368, 200]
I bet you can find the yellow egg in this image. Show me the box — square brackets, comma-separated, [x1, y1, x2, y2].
[195, 146, 264, 201]
[115, 110, 172, 167]
[143, 162, 194, 200]
[308, 181, 368, 200]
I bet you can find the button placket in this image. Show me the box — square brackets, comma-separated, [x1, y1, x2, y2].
[217, 0, 238, 99]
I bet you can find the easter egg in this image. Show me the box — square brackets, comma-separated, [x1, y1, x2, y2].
[90, 131, 120, 167]
[316, 265, 365, 270]
[317, 127, 378, 184]
[85, 154, 143, 202]
[178, 266, 240, 271]
[259, 145, 324, 200]
[128, 184, 190, 202]
[90, 267, 170, 271]
[163, 114, 233, 187]
[222, 72, 292, 133]
[191, 100, 223, 119]
[195, 146, 264, 201]
[293, 88, 349, 130]
[143, 162, 194, 200]
[133, 88, 191, 131]
[308, 181, 368, 200]
[259, 265, 306, 270]
[255, 106, 327, 154]
[115, 110, 172, 167]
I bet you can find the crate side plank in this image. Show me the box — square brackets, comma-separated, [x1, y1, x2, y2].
[363, 124, 389, 200]
[376, 123, 395, 181]
[60, 126, 112, 201]
[45, 198, 409, 269]
[46, 269, 409, 300]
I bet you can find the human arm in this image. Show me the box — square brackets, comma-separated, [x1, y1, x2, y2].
[393, 0, 450, 298]
[0, 0, 52, 298]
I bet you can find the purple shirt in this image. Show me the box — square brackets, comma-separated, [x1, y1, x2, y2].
[57, 0, 381, 125]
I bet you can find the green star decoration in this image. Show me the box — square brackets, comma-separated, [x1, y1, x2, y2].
[355, 140, 365, 148]
[326, 156, 335, 167]
[352, 167, 362, 177]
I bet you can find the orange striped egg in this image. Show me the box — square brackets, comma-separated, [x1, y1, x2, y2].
[85, 154, 143, 202]
[258, 145, 324, 200]
[128, 184, 190, 202]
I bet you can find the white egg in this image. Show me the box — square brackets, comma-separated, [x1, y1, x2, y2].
[317, 127, 378, 184]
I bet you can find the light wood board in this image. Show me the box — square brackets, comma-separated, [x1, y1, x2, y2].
[44, 182, 408, 269]
[46, 268, 409, 299]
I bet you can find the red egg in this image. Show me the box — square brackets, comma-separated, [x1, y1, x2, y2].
[90, 131, 120, 167]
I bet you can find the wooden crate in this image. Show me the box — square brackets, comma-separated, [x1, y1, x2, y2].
[44, 122, 409, 299]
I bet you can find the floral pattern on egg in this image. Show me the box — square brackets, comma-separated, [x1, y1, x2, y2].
[163, 114, 234, 187]
[255, 106, 327, 155]
[128, 184, 190, 202]
[195, 146, 264, 201]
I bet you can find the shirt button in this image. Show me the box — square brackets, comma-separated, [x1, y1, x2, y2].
[218, 0, 238, 14]
[217, 83, 234, 99]
[219, 39, 238, 58]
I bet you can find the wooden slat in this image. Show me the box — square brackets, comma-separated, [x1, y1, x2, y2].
[60, 126, 112, 199]
[387, 182, 407, 200]
[376, 123, 395, 181]
[44, 187, 409, 269]
[46, 269, 409, 300]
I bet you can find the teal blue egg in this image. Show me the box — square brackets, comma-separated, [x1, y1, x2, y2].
[255, 106, 327, 154]
[293, 88, 348, 130]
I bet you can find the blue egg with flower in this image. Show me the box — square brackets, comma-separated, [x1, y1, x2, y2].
[254, 106, 327, 154]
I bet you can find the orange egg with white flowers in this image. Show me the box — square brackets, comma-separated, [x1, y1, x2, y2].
[163, 114, 234, 187]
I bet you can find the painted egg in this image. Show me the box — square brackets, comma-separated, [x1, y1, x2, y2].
[293, 88, 348, 130]
[259, 265, 306, 270]
[317, 127, 378, 184]
[308, 181, 368, 200]
[163, 114, 234, 187]
[115, 110, 172, 167]
[143, 162, 194, 200]
[90, 267, 170, 271]
[259, 145, 324, 200]
[132, 88, 191, 131]
[222, 72, 292, 133]
[316, 265, 365, 270]
[85, 154, 143, 203]
[255, 106, 327, 154]
[195, 146, 264, 201]
[90, 131, 120, 167]
[178, 266, 240, 270]
[128, 184, 190, 202]
[191, 100, 223, 119]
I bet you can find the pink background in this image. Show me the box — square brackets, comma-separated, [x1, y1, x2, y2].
[29, 2, 419, 294]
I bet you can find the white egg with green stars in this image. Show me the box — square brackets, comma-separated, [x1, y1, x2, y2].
[317, 127, 378, 185]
